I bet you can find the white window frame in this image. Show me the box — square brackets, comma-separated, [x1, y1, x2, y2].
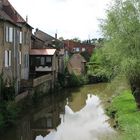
[5, 26, 13, 43]
[9, 27, 13, 42]
[19, 31, 22, 44]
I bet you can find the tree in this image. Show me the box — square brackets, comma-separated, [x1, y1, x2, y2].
[94, 0, 140, 108]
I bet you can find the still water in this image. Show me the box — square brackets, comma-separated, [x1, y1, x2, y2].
[1, 83, 115, 140]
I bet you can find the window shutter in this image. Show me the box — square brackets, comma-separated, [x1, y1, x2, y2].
[5, 50, 8, 67]
[6, 26, 9, 42]
[9, 50, 11, 66]
[19, 51, 21, 64]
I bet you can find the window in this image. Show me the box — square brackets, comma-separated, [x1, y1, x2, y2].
[19, 31, 22, 44]
[9, 27, 13, 42]
[36, 57, 40, 66]
[46, 56, 52, 63]
[76, 47, 80, 52]
[5, 50, 11, 67]
[41, 57, 45, 65]
[5, 26, 13, 43]
[82, 48, 86, 52]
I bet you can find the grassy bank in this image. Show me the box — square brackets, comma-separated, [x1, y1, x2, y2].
[107, 90, 140, 140]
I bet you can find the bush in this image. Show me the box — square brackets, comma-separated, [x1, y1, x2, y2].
[67, 73, 87, 87]
[0, 101, 19, 132]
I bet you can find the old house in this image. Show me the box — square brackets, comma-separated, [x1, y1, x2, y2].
[30, 48, 57, 84]
[34, 29, 65, 74]
[67, 53, 87, 75]
[0, 0, 32, 95]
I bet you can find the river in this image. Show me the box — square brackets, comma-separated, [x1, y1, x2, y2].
[1, 83, 116, 140]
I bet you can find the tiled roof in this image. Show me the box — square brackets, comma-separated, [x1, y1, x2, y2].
[30, 49, 56, 56]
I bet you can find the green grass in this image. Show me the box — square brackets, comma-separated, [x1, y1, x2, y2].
[108, 90, 140, 140]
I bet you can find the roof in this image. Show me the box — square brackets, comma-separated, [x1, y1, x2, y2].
[30, 49, 56, 56]
[0, 0, 32, 28]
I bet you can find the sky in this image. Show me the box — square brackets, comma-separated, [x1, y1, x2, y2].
[9, 0, 112, 40]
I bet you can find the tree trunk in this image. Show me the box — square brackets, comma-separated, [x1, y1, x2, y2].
[130, 79, 140, 109]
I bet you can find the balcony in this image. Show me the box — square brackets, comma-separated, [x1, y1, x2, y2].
[35, 66, 52, 72]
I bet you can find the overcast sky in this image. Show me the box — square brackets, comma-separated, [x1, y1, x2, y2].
[9, 0, 111, 40]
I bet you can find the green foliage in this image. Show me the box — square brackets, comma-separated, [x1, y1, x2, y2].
[80, 50, 90, 61]
[0, 73, 15, 101]
[101, 0, 140, 80]
[0, 101, 19, 132]
[89, 0, 140, 84]
[107, 90, 140, 139]
[67, 73, 87, 87]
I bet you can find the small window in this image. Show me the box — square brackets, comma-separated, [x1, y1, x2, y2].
[19, 31, 22, 44]
[5, 26, 13, 43]
[46, 56, 51, 63]
[76, 47, 80, 52]
[82, 48, 86, 52]
[41, 57, 45, 65]
[9, 27, 13, 42]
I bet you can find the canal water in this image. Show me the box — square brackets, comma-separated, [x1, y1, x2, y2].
[1, 83, 116, 140]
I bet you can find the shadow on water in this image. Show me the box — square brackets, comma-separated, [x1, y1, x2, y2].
[1, 83, 115, 140]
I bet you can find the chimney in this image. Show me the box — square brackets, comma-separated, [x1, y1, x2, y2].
[26, 15, 28, 23]
[55, 33, 57, 39]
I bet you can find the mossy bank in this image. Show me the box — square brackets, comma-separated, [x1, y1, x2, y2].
[107, 90, 140, 140]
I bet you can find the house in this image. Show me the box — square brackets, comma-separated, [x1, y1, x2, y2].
[30, 49, 58, 84]
[67, 53, 87, 75]
[34, 29, 65, 74]
[64, 40, 95, 57]
[0, 0, 32, 95]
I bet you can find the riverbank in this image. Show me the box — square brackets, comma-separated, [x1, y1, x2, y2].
[107, 90, 140, 140]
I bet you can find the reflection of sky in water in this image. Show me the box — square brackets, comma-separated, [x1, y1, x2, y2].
[36, 94, 115, 140]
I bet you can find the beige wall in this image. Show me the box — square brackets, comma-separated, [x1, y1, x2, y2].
[21, 26, 32, 80]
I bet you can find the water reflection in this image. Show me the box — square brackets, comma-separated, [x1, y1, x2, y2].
[1, 84, 115, 140]
[36, 94, 115, 140]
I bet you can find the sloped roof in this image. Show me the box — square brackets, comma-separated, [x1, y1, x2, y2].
[0, 0, 32, 28]
[30, 49, 56, 56]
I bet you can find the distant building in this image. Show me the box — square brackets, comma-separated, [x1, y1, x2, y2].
[67, 53, 87, 75]
[64, 40, 95, 57]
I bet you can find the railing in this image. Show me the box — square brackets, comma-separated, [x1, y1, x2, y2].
[35, 66, 52, 72]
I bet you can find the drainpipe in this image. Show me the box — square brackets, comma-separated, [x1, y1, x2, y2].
[13, 28, 19, 95]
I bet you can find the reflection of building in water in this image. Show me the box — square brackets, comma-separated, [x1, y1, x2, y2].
[1, 94, 66, 140]
[31, 105, 62, 139]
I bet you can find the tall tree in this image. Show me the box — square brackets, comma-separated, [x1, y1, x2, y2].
[99, 0, 140, 108]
